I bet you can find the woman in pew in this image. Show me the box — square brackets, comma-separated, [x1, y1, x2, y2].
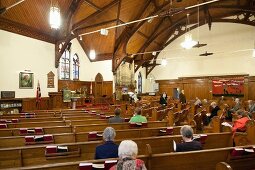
[204, 102, 220, 125]
[222, 110, 250, 145]
[110, 140, 147, 170]
[95, 127, 119, 159]
[175, 125, 202, 152]
[159, 92, 168, 106]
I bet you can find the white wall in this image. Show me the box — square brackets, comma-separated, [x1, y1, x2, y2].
[70, 39, 113, 81]
[152, 23, 255, 79]
[0, 30, 57, 98]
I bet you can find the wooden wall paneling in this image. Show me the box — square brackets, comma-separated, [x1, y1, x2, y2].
[22, 97, 49, 112]
[244, 76, 249, 100]
[248, 76, 255, 100]
[102, 81, 113, 96]
[157, 74, 252, 102]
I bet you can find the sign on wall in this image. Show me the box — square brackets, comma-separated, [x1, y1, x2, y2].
[47, 71, 55, 88]
[212, 78, 244, 96]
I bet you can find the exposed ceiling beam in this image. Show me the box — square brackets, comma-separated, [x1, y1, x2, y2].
[0, 17, 56, 43]
[83, 0, 101, 11]
[112, 0, 152, 72]
[113, 0, 122, 57]
[113, 0, 173, 72]
[61, 0, 83, 37]
[72, 0, 119, 30]
[75, 19, 117, 33]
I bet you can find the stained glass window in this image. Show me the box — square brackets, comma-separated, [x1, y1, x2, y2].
[73, 53, 80, 80]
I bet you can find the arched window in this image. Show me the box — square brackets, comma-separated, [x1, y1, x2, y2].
[138, 72, 142, 94]
[59, 49, 70, 80]
[73, 53, 80, 80]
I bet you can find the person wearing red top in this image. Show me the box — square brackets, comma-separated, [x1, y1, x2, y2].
[232, 110, 250, 133]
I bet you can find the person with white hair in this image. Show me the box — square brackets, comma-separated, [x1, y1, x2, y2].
[230, 98, 241, 113]
[247, 100, 255, 117]
[176, 125, 202, 152]
[194, 97, 202, 106]
[95, 127, 118, 159]
[110, 140, 147, 170]
[203, 102, 220, 125]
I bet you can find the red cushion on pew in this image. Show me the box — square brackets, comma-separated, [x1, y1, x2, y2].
[0, 124, 7, 128]
[79, 163, 93, 170]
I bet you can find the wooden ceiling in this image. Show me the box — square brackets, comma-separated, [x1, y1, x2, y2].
[1, 0, 255, 75]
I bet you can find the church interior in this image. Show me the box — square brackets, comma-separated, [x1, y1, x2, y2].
[0, 0, 255, 169]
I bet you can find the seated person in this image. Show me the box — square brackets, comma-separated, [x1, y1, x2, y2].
[95, 127, 118, 159]
[222, 104, 232, 121]
[108, 108, 124, 124]
[194, 97, 202, 106]
[247, 100, 255, 118]
[129, 107, 147, 123]
[175, 125, 202, 152]
[159, 92, 168, 106]
[110, 140, 147, 170]
[205, 102, 220, 125]
[230, 98, 241, 113]
[222, 110, 250, 142]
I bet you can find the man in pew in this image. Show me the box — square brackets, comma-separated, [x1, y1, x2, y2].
[129, 107, 147, 123]
[230, 98, 241, 113]
[108, 108, 124, 124]
[175, 125, 202, 152]
[247, 100, 255, 118]
[95, 127, 118, 159]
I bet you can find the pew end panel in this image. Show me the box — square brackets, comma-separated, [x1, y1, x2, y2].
[216, 162, 233, 170]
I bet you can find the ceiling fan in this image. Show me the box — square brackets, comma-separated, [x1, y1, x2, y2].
[199, 51, 214, 56]
[0, 0, 25, 15]
[193, 41, 207, 48]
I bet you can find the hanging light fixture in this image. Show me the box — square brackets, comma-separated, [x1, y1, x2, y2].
[49, 1, 61, 29]
[181, 14, 197, 49]
[90, 50, 96, 60]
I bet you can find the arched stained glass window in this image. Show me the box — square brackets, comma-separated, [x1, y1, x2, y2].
[59, 49, 70, 80]
[73, 53, 80, 80]
[138, 72, 142, 94]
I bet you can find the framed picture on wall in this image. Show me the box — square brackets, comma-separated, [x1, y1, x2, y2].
[19, 72, 34, 89]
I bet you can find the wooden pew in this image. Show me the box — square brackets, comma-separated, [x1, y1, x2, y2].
[0, 112, 57, 119]
[0, 117, 62, 123]
[3, 121, 66, 128]
[0, 126, 72, 137]
[0, 132, 234, 169]
[73, 121, 169, 132]
[147, 146, 255, 170]
[5, 145, 255, 170]
[0, 126, 182, 148]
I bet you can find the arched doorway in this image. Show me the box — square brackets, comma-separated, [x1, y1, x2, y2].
[95, 73, 103, 98]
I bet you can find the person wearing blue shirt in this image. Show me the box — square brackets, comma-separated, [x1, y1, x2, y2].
[95, 127, 118, 159]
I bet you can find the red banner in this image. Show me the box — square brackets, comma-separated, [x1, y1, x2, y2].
[212, 78, 244, 95]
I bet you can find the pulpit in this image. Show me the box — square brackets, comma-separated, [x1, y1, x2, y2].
[71, 97, 80, 109]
